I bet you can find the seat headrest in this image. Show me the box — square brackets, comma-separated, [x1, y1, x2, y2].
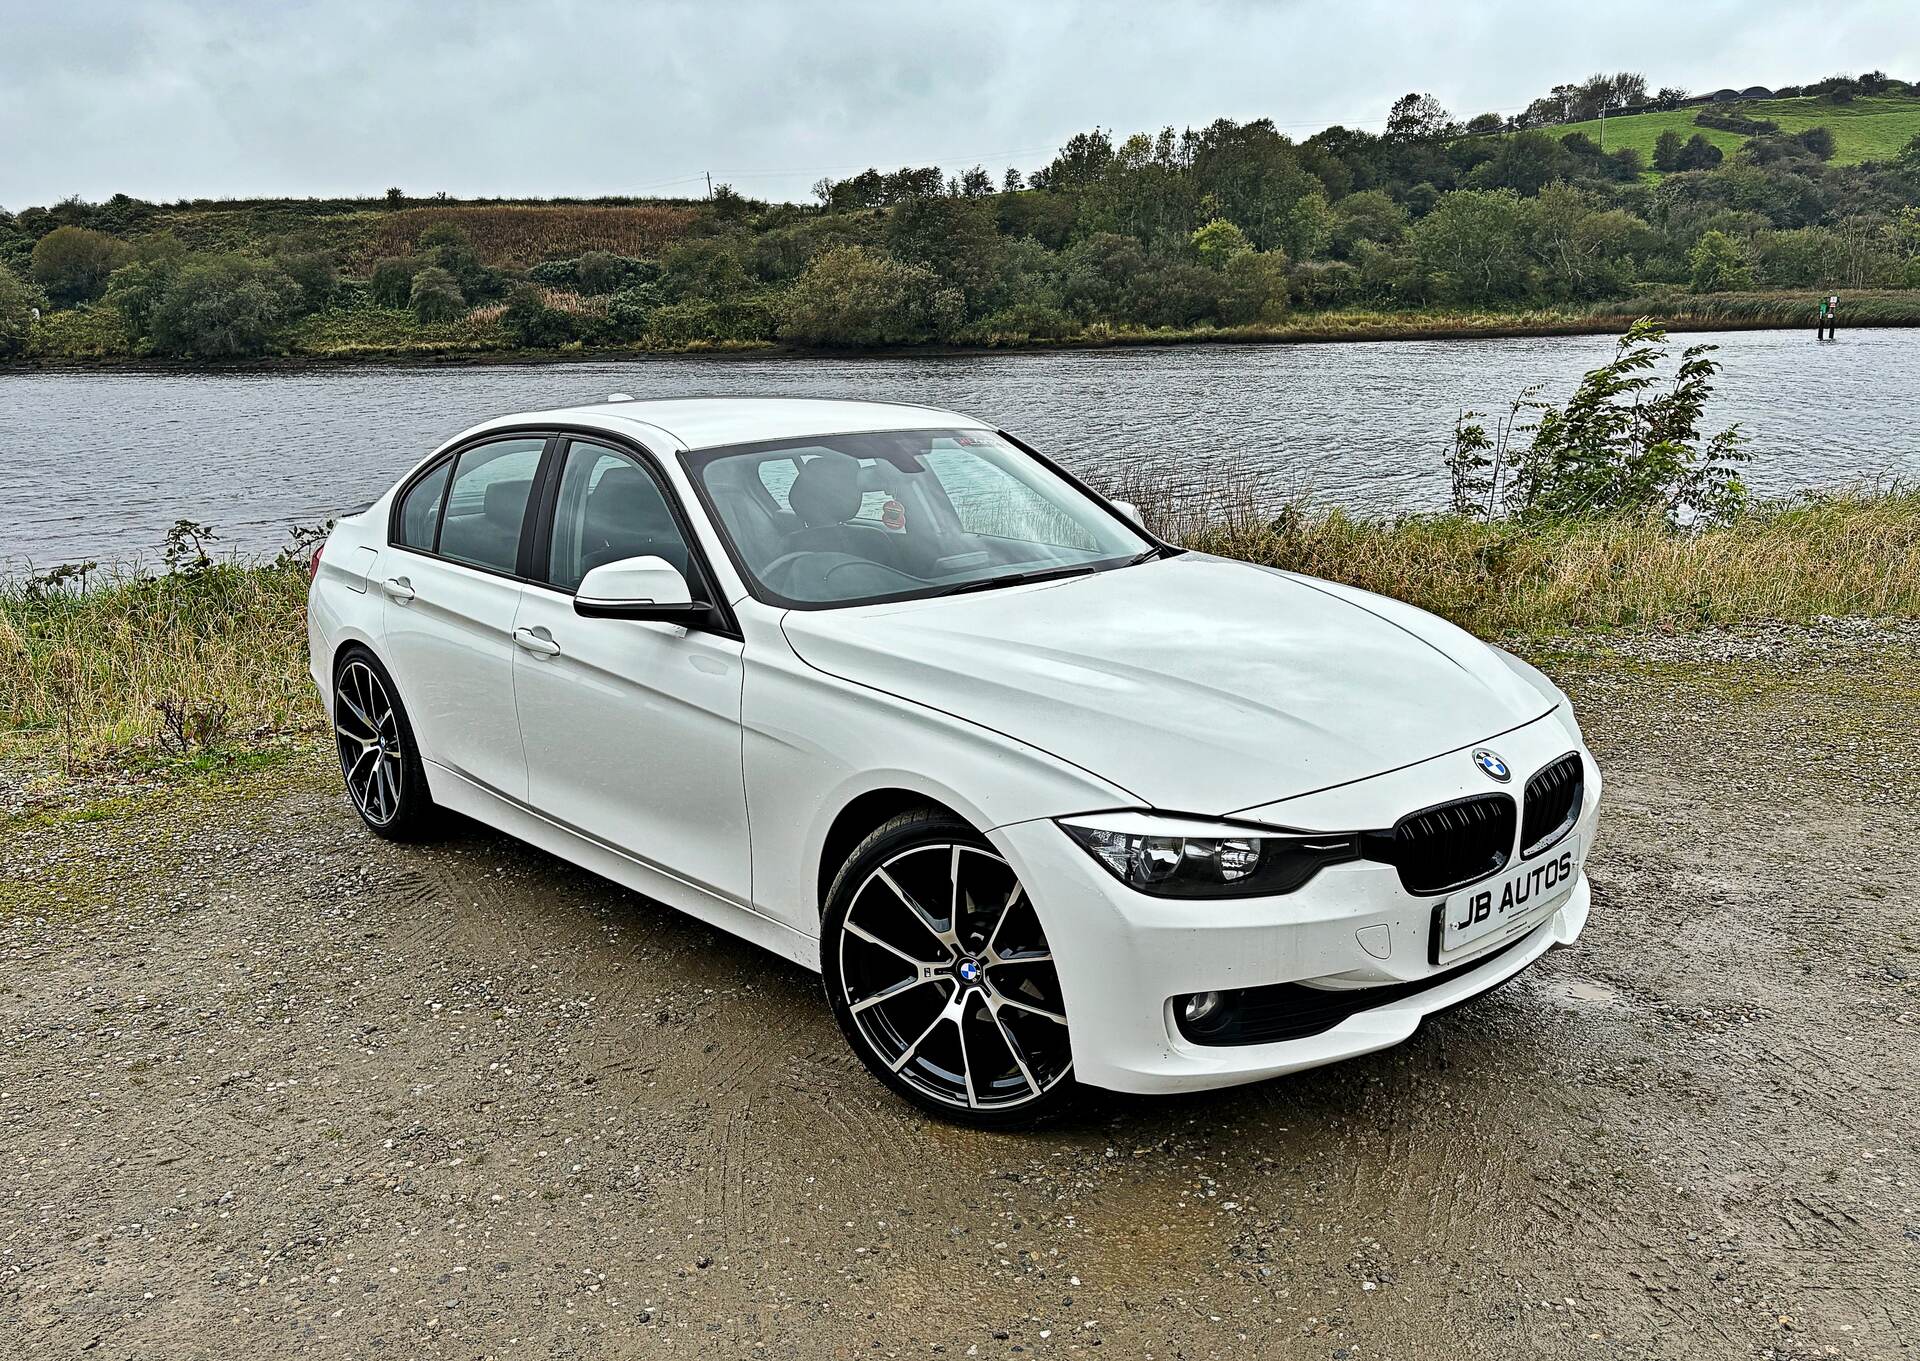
[585, 465, 671, 533]
[788, 453, 863, 528]
[483, 478, 532, 525]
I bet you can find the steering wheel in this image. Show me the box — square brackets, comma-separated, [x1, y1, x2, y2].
[760, 550, 926, 599]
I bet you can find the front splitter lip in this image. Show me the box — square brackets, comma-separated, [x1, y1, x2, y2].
[1120, 877, 1590, 1095]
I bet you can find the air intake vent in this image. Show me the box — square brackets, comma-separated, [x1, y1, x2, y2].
[1371, 793, 1516, 896]
[1174, 936, 1527, 1046]
[1521, 752, 1584, 856]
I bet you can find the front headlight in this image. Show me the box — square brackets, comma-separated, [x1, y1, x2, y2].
[1057, 811, 1361, 898]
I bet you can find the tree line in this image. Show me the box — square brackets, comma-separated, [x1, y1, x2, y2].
[5, 75, 1920, 359]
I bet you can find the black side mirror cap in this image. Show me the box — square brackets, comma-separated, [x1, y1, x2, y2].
[573, 597, 714, 622]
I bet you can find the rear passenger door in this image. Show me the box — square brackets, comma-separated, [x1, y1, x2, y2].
[380, 433, 550, 802]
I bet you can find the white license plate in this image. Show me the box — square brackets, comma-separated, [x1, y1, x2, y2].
[1439, 845, 1579, 956]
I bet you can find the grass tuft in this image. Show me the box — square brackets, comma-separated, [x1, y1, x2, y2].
[1119, 479, 1920, 636]
[0, 559, 315, 767]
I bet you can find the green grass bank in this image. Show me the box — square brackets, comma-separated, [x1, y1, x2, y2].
[1557, 93, 1920, 171]
[5, 490, 1917, 771]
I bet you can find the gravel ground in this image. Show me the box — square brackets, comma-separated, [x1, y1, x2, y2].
[3, 623, 1917, 1360]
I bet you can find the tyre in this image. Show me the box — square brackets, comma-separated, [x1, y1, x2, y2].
[822, 810, 1078, 1127]
[331, 647, 438, 841]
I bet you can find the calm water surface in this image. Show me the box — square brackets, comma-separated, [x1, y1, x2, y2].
[3, 329, 1916, 567]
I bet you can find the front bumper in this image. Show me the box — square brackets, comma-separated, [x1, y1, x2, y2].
[991, 728, 1600, 1095]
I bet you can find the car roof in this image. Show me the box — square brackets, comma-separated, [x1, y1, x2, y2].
[479, 396, 992, 452]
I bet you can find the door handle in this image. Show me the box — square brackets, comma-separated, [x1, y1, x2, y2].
[514, 626, 562, 657]
[381, 576, 416, 603]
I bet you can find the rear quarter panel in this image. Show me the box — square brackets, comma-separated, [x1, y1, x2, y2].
[307, 511, 389, 713]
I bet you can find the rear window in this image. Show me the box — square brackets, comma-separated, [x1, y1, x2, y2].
[396, 460, 450, 550]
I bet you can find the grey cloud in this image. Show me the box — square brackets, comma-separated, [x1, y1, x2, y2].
[2, 0, 1916, 207]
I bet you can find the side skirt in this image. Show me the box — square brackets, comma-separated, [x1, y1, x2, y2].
[424, 760, 822, 972]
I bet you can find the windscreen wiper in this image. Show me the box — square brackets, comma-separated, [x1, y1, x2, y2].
[931, 564, 1100, 598]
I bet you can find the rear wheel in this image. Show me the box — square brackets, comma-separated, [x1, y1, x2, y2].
[822, 811, 1077, 1127]
[332, 648, 436, 840]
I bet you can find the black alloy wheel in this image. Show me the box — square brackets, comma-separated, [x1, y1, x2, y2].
[332, 648, 436, 839]
[823, 811, 1076, 1126]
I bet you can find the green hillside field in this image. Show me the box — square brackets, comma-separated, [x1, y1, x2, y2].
[1554, 94, 1920, 171]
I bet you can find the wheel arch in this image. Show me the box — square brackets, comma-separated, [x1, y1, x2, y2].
[815, 786, 972, 917]
[327, 631, 387, 696]
[325, 635, 423, 750]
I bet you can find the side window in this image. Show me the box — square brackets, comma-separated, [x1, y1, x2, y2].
[395, 459, 451, 550]
[546, 441, 695, 593]
[436, 437, 546, 574]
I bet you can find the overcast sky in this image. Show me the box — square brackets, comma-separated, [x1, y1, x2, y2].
[5, 0, 1917, 208]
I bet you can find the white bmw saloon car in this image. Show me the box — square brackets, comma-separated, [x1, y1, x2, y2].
[308, 397, 1600, 1126]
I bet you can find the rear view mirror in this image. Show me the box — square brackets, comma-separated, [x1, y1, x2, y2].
[1109, 498, 1145, 529]
[574, 555, 707, 621]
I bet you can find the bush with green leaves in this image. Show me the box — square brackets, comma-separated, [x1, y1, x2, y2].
[1190, 218, 1253, 268]
[1286, 259, 1362, 310]
[25, 301, 131, 358]
[104, 258, 178, 336]
[660, 237, 753, 302]
[528, 252, 660, 295]
[1689, 229, 1754, 292]
[418, 223, 498, 301]
[147, 255, 303, 358]
[0, 268, 44, 357]
[525, 258, 576, 289]
[368, 255, 423, 308]
[1694, 109, 1778, 136]
[779, 246, 962, 346]
[962, 301, 1078, 342]
[500, 285, 577, 347]
[573, 250, 623, 294]
[278, 250, 338, 310]
[1498, 319, 1748, 525]
[1407, 189, 1535, 305]
[600, 284, 661, 341]
[30, 225, 133, 306]
[407, 265, 465, 322]
[644, 297, 779, 346]
[1216, 249, 1292, 322]
[1123, 260, 1220, 328]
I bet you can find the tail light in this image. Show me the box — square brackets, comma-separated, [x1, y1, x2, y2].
[308, 540, 327, 583]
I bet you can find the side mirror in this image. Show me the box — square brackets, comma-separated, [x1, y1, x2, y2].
[574, 555, 707, 621]
[1109, 498, 1145, 529]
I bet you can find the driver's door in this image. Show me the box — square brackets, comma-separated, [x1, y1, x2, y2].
[511, 437, 751, 907]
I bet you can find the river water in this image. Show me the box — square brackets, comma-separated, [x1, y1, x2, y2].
[3, 328, 1915, 568]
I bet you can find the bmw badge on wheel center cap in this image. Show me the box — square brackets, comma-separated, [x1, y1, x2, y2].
[1472, 748, 1511, 782]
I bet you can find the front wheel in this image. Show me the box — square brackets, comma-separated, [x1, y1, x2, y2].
[821, 811, 1078, 1127]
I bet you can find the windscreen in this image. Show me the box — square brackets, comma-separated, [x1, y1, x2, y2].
[686, 429, 1152, 607]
